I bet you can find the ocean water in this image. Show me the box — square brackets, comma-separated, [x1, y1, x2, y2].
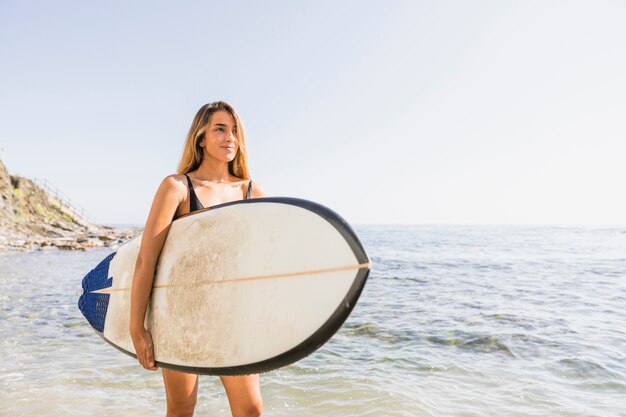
[1, 225, 625, 417]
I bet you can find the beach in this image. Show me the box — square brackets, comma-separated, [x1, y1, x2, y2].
[1, 225, 625, 416]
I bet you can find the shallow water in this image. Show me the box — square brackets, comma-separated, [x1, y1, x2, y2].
[1, 225, 625, 416]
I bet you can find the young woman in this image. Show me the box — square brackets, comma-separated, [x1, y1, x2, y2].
[129, 101, 266, 417]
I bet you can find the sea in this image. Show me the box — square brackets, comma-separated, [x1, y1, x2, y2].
[1, 225, 625, 417]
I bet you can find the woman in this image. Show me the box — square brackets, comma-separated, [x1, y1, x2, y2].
[129, 101, 266, 417]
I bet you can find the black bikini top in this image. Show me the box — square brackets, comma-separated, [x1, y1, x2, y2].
[184, 174, 252, 213]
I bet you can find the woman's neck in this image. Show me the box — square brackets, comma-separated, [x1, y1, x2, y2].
[192, 158, 236, 182]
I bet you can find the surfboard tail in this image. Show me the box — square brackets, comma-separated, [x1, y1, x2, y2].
[77, 252, 116, 333]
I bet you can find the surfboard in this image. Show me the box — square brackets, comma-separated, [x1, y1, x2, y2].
[78, 197, 371, 375]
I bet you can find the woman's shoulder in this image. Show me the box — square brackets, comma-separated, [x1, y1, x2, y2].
[160, 173, 189, 187]
[248, 179, 267, 198]
[155, 174, 188, 198]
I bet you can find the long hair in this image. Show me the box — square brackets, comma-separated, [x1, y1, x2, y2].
[177, 101, 250, 179]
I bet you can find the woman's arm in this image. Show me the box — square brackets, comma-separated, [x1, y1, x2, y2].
[129, 175, 184, 370]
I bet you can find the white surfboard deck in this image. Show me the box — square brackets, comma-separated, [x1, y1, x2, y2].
[78, 197, 371, 375]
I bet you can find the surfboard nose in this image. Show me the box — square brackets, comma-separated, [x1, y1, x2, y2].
[77, 252, 116, 333]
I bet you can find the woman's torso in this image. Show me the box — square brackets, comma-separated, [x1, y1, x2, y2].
[173, 173, 253, 220]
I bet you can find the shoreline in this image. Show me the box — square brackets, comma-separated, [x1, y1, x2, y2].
[0, 226, 142, 253]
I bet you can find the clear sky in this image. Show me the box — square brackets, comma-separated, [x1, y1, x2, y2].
[1, 0, 625, 226]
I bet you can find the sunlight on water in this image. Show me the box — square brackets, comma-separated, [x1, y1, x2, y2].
[1, 225, 625, 416]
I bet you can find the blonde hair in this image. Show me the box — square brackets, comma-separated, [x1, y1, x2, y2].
[177, 101, 250, 179]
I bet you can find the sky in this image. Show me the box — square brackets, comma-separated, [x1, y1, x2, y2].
[1, 0, 625, 226]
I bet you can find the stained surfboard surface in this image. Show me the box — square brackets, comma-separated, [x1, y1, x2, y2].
[78, 197, 371, 375]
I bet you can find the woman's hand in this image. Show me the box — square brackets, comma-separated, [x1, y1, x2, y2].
[130, 326, 158, 371]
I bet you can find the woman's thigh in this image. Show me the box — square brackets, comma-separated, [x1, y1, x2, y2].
[162, 368, 199, 413]
[220, 374, 262, 416]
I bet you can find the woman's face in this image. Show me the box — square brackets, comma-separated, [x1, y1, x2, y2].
[199, 110, 238, 162]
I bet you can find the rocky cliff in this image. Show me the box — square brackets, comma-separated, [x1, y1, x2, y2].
[0, 159, 139, 251]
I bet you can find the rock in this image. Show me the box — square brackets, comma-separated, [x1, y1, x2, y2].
[0, 158, 143, 252]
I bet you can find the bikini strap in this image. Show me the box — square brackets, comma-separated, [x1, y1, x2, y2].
[246, 180, 253, 199]
[184, 174, 204, 211]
